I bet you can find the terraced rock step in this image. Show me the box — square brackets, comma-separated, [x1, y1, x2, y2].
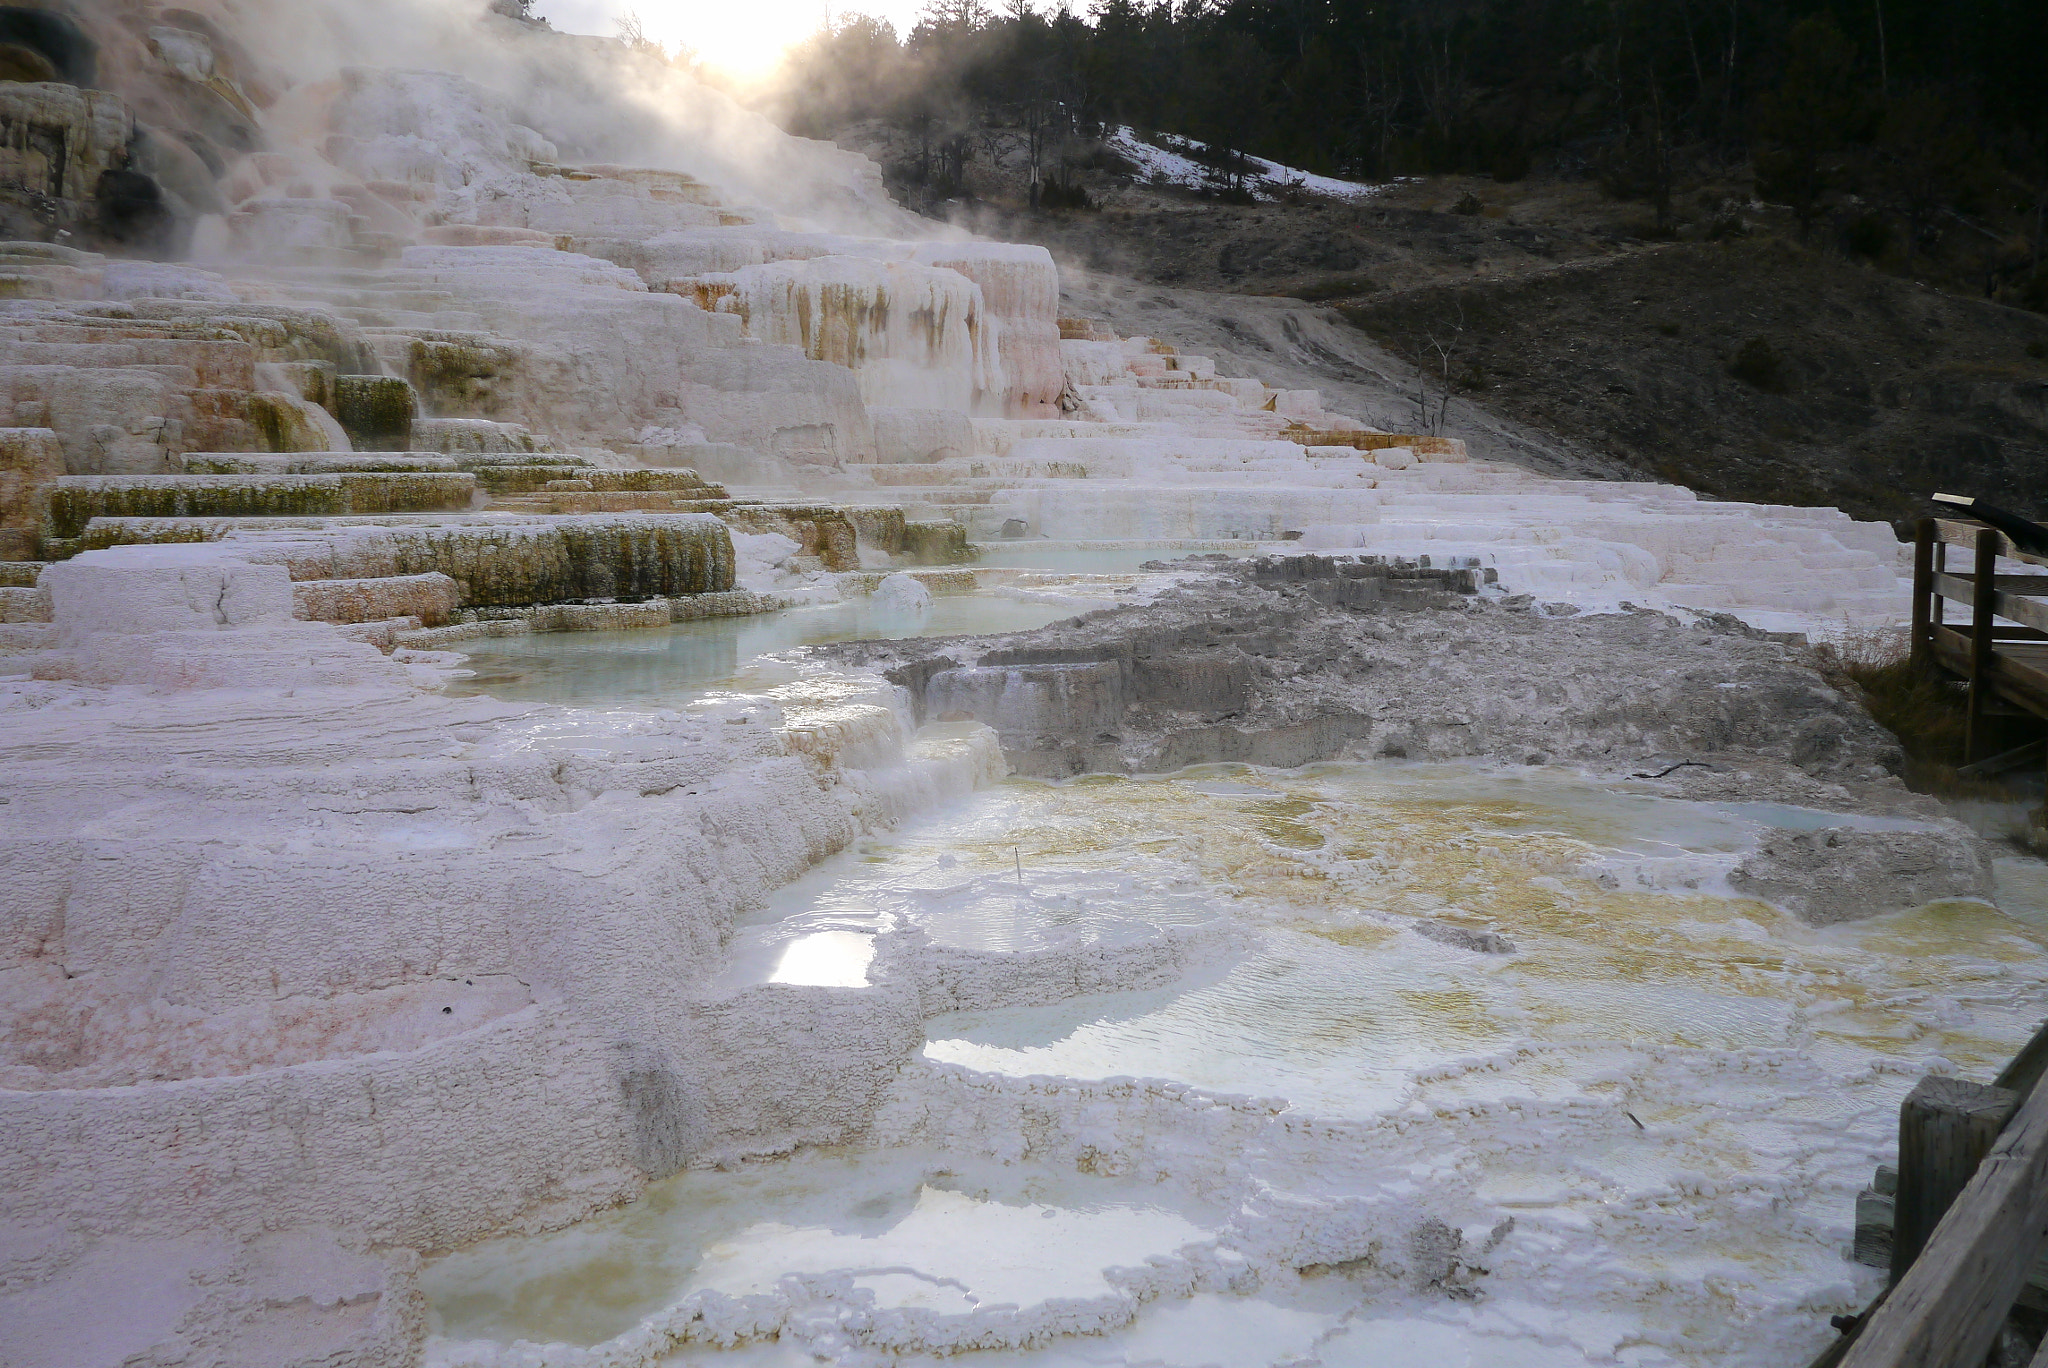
[39, 471, 477, 545]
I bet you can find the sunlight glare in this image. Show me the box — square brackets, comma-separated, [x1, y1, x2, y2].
[544, 0, 933, 80]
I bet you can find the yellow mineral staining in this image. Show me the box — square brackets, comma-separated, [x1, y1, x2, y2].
[906, 763, 2045, 1078]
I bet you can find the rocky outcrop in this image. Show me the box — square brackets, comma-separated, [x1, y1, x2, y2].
[39, 472, 476, 544]
[1729, 825, 1995, 925]
[0, 82, 135, 243]
[0, 424, 61, 558]
[333, 374, 417, 450]
[834, 557, 1907, 781]
[291, 570, 460, 627]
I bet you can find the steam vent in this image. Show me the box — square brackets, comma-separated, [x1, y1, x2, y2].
[0, 4, 2042, 1368]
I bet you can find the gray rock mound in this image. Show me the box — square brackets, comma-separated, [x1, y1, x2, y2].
[829, 559, 1907, 782]
[1728, 825, 1993, 925]
[1413, 920, 1517, 954]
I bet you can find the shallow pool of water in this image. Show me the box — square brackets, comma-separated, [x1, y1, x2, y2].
[445, 594, 1085, 708]
[969, 542, 1260, 574]
[425, 1150, 1221, 1350]
[425, 761, 2048, 1368]
[747, 762, 2045, 1106]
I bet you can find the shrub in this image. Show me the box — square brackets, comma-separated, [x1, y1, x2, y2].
[2022, 268, 2048, 315]
[1816, 628, 2032, 796]
[1038, 177, 1093, 210]
[1077, 146, 1138, 176]
[1825, 630, 1961, 769]
[1841, 212, 1892, 259]
[1729, 335, 1789, 392]
[1296, 275, 1380, 302]
[1490, 143, 1531, 184]
[1706, 211, 1748, 241]
[1623, 218, 1678, 241]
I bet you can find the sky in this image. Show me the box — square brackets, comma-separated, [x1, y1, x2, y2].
[532, 0, 938, 79]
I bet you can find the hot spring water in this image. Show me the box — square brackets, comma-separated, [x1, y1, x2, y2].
[419, 736, 2048, 1366]
[967, 542, 1263, 574]
[444, 593, 1092, 708]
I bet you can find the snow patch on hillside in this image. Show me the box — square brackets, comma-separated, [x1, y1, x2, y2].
[1106, 126, 1386, 202]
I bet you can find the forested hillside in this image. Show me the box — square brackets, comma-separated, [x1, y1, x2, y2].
[765, 0, 2047, 303]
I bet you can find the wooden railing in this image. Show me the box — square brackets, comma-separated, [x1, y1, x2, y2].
[1815, 1018, 2048, 1367]
[1796, 519, 2048, 1365]
[1911, 517, 2048, 758]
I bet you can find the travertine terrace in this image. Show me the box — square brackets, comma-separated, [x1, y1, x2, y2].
[0, 5, 2029, 1368]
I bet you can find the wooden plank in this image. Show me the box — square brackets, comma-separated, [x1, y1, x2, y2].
[1933, 518, 2048, 571]
[1933, 536, 1947, 633]
[1924, 628, 2048, 718]
[1841, 1073, 2048, 1368]
[2002, 593, 2048, 637]
[1890, 1076, 2019, 1282]
[1933, 517, 1988, 556]
[1958, 739, 2048, 779]
[1998, 653, 2048, 716]
[1933, 575, 2048, 636]
[1931, 573, 2048, 603]
[1928, 629, 1972, 688]
[1979, 676, 2048, 722]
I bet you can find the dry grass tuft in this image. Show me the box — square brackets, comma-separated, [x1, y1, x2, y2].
[1815, 626, 2026, 797]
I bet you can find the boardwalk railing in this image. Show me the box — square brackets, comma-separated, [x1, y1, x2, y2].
[1797, 518, 2048, 1364]
[1816, 1020, 2048, 1367]
[1911, 516, 2048, 758]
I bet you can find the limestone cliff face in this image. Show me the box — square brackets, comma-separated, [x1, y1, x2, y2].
[0, 2, 264, 252]
[0, 81, 132, 234]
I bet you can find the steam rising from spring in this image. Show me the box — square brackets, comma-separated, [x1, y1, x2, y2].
[121, 0, 944, 257]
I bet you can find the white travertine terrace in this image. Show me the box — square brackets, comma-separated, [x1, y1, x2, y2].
[0, 4, 1940, 1365]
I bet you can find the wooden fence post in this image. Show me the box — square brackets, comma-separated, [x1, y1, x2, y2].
[1890, 1075, 2018, 1284]
[1910, 519, 1934, 668]
[1964, 528, 1999, 764]
[1845, 1071, 2048, 1368]
[1934, 534, 1947, 636]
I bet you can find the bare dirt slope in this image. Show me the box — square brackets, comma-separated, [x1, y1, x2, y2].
[957, 173, 1641, 299]
[1337, 239, 2048, 527]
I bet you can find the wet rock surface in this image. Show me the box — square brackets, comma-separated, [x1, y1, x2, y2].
[829, 557, 1908, 787]
[1730, 825, 1995, 926]
[1412, 920, 1517, 955]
